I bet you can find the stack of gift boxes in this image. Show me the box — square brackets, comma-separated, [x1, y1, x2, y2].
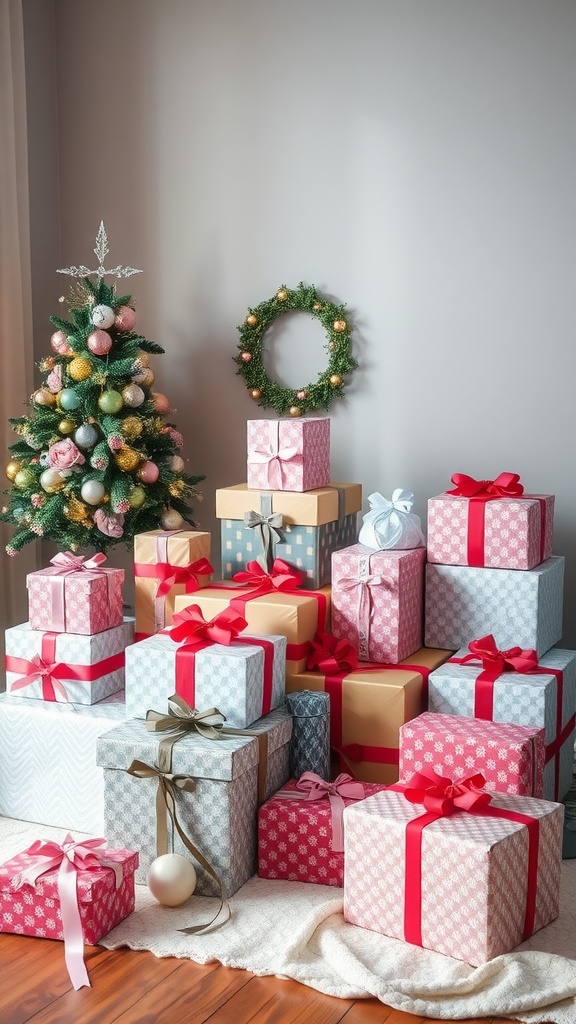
[1, 438, 574, 971]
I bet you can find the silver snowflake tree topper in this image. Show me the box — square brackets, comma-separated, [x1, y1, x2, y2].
[57, 221, 143, 281]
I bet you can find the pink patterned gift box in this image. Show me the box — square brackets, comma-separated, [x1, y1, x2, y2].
[27, 553, 124, 635]
[343, 786, 563, 966]
[399, 712, 546, 797]
[247, 417, 330, 492]
[427, 492, 554, 570]
[331, 543, 426, 663]
[0, 842, 138, 945]
[258, 776, 385, 886]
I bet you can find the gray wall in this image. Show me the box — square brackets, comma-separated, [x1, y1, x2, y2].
[22, 0, 576, 642]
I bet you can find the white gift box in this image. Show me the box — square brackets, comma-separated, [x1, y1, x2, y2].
[0, 690, 127, 833]
[96, 705, 292, 893]
[125, 629, 286, 729]
[5, 619, 134, 705]
[424, 556, 564, 656]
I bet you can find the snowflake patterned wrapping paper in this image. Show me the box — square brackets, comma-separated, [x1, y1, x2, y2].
[5, 618, 134, 705]
[133, 529, 212, 638]
[97, 706, 292, 894]
[174, 582, 331, 676]
[287, 648, 453, 785]
[331, 544, 426, 663]
[258, 778, 385, 886]
[27, 559, 124, 635]
[246, 417, 330, 492]
[399, 712, 546, 796]
[427, 492, 554, 569]
[426, 646, 576, 802]
[343, 787, 564, 966]
[424, 556, 564, 656]
[0, 844, 138, 945]
[0, 691, 127, 833]
[124, 628, 286, 729]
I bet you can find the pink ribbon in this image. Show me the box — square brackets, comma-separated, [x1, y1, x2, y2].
[275, 772, 365, 851]
[11, 835, 122, 990]
[336, 552, 387, 660]
[247, 420, 303, 489]
[41, 551, 110, 631]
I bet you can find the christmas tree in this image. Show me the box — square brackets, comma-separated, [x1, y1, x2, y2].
[1, 223, 204, 555]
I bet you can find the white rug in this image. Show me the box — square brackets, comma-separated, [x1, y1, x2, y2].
[1, 815, 576, 1023]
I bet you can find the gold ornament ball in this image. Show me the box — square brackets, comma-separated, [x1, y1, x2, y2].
[58, 418, 76, 435]
[240, 351, 252, 363]
[121, 416, 144, 440]
[121, 383, 145, 408]
[169, 455, 185, 473]
[329, 374, 343, 387]
[250, 388, 262, 400]
[289, 405, 302, 417]
[333, 319, 347, 333]
[114, 447, 142, 472]
[276, 289, 288, 301]
[136, 351, 150, 368]
[245, 313, 258, 327]
[33, 388, 55, 407]
[6, 460, 22, 482]
[133, 367, 155, 388]
[68, 356, 92, 382]
[160, 508, 184, 531]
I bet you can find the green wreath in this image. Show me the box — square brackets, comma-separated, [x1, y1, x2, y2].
[234, 282, 357, 416]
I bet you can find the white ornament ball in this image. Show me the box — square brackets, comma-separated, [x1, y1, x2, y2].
[169, 455, 185, 473]
[146, 854, 197, 907]
[80, 479, 105, 505]
[91, 304, 116, 329]
[160, 508, 184, 531]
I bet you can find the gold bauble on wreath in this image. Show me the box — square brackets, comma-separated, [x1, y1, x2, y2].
[114, 447, 142, 472]
[234, 281, 357, 416]
[121, 416, 144, 440]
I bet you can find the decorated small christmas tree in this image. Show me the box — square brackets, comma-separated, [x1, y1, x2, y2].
[1, 223, 204, 555]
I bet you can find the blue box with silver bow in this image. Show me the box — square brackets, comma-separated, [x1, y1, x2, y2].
[216, 482, 362, 590]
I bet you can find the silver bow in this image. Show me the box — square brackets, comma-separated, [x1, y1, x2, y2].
[244, 509, 284, 571]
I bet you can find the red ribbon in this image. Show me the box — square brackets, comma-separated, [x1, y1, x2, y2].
[5, 633, 125, 702]
[275, 772, 365, 851]
[305, 633, 431, 773]
[134, 557, 214, 598]
[390, 768, 540, 948]
[449, 635, 568, 798]
[446, 473, 525, 499]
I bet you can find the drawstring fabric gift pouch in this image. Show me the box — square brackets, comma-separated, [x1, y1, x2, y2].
[358, 490, 425, 550]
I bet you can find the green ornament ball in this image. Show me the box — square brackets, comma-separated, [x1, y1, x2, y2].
[129, 485, 146, 510]
[14, 467, 37, 490]
[59, 388, 82, 411]
[98, 390, 124, 415]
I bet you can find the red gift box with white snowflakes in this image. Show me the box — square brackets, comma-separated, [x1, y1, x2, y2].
[399, 711, 546, 797]
[257, 773, 385, 886]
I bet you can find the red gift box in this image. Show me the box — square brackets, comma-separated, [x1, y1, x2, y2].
[0, 835, 138, 989]
[258, 772, 384, 886]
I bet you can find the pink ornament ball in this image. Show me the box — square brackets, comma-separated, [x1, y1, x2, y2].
[137, 461, 160, 484]
[50, 330, 72, 355]
[114, 306, 137, 332]
[152, 393, 170, 414]
[87, 329, 113, 356]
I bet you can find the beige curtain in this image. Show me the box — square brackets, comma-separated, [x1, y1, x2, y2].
[0, 0, 38, 670]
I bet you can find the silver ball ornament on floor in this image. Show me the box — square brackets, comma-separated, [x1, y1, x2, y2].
[146, 854, 197, 907]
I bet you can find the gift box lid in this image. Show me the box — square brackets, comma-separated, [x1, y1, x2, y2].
[216, 482, 362, 526]
[401, 710, 545, 749]
[133, 529, 211, 560]
[5, 618, 135, 664]
[0, 844, 139, 902]
[0, 689, 127, 720]
[27, 563, 124, 586]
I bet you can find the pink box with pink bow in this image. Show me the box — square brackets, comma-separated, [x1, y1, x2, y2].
[247, 417, 330, 492]
[331, 544, 426, 664]
[258, 775, 385, 886]
[27, 553, 124, 635]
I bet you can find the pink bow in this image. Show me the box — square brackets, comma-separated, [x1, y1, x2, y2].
[168, 604, 247, 647]
[49, 551, 108, 575]
[402, 767, 491, 816]
[278, 772, 365, 851]
[12, 835, 121, 990]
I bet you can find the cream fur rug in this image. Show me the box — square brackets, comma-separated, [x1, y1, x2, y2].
[1, 816, 575, 1023]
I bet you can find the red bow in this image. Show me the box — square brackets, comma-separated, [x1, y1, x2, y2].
[156, 557, 214, 597]
[461, 634, 539, 675]
[232, 558, 303, 592]
[168, 605, 247, 647]
[446, 472, 524, 499]
[403, 767, 492, 816]
[306, 632, 358, 674]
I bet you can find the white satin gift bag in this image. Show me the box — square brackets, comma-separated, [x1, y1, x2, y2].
[358, 489, 425, 550]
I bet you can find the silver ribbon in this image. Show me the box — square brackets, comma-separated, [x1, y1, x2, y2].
[243, 493, 284, 571]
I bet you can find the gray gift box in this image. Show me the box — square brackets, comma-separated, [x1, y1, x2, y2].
[96, 704, 292, 895]
[125, 630, 286, 729]
[424, 556, 564, 656]
[427, 646, 576, 802]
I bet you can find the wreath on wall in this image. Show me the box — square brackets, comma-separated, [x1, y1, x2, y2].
[234, 282, 357, 416]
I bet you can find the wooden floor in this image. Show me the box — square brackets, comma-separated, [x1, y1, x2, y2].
[0, 932, 513, 1024]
